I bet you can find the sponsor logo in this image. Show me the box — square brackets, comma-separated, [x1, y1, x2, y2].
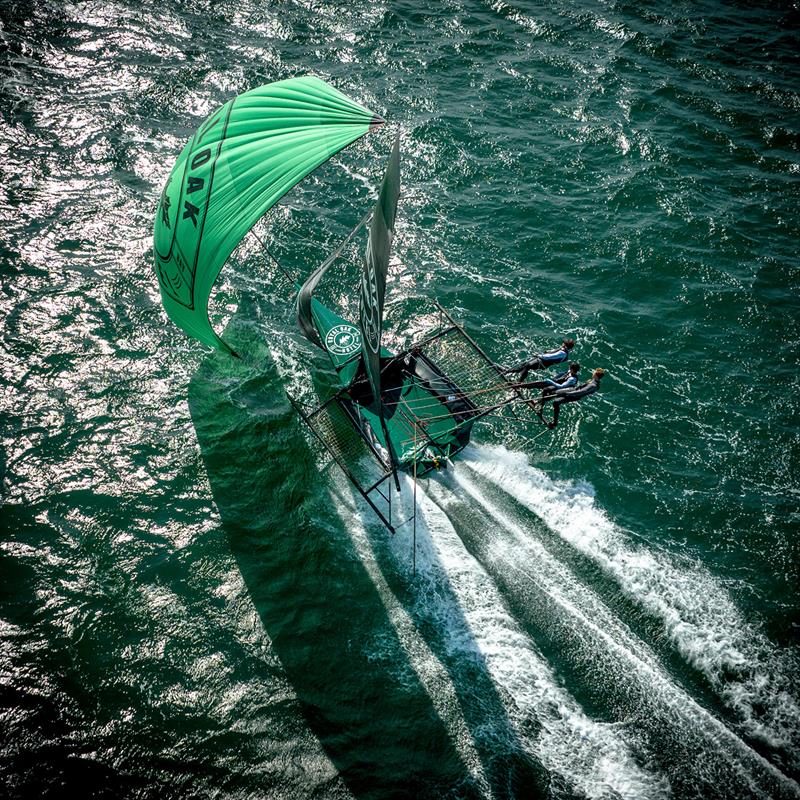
[360, 257, 381, 354]
[155, 102, 232, 310]
[325, 324, 361, 356]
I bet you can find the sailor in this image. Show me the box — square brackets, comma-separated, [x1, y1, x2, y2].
[505, 338, 576, 382]
[517, 362, 580, 394]
[538, 368, 605, 429]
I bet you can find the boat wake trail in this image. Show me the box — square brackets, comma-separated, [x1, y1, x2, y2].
[330, 448, 799, 798]
[435, 466, 798, 798]
[458, 444, 800, 777]
[337, 476, 669, 800]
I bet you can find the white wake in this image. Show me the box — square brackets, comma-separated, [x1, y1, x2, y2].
[334, 473, 670, 800]
[461, 443, 800, 768]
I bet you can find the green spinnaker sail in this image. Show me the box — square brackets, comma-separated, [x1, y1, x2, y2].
[153, 76, 382, 353]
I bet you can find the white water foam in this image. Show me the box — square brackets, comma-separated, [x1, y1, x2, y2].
[440, 468, 798, 797]
[462, 443, 800, 765]
[341, 474, 670, 800]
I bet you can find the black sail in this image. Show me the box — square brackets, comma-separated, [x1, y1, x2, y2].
[296, 260, 329, 349]
[296, 208, 373, 350]
[359, 134, 400, 411]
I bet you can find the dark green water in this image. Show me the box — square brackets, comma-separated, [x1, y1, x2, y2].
[1, 2, 798, 798]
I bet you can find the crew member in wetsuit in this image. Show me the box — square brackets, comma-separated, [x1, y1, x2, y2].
[505, 338, 575, 382]
[539, 368, 605, 429]
[518, 362, 580, 394]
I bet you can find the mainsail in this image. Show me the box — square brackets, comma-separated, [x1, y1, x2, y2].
[153, 76, 382, 353]
[359, 134, 400, 410]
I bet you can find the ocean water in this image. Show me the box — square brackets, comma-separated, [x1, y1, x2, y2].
[1, 1, 798, 798]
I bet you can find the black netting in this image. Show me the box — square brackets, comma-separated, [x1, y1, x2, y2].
[420, 329, 516, 412]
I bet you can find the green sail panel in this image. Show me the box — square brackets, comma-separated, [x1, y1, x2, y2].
[153, 76, 381, 353]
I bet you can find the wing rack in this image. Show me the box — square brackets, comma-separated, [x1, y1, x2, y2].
[289, 301, 544, 534]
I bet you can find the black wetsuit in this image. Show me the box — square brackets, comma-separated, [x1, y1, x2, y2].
[518, 369, 578, 393]
[543, 377, 601, 427]
[507, 347, 570, 382]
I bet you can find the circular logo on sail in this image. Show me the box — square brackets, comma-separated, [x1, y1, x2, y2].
[325, 324, 361, 356]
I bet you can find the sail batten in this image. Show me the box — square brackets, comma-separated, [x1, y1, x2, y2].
[153, 76, 380, 353]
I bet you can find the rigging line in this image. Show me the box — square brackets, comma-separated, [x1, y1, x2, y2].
[473, 410, 550, 433]
[390, 390, 544, 444]
[387, 393, 513, 421]
[356, 365, 514, 410]
[394, 395, 545, 431]
[423, 353, 504, 373]
[377, 367, 507, 401]
[314, 207, 373, 277]
[440, 354, 513, 383]
[388, 372, 519, 401]
[394, 367, 558, 407]
[392, 397, 523, 429]
[381, 381, 527, 414]
[249, 206, 373, 292]
[394, 410, 549, 452]
[384, 390, 477, 413]
[416, 368, 523, 396]
[248, 228, 295, 284]
[398, 396, 449, 455]
[417, 346, 505, 373]
[415, 378, 515, 403]
[385, 338, 505, 376]
[392, 406, 542, 451]
[404, 364, 510, 390]
[372, 345, 510, 386]
[502, 425, 552, 446]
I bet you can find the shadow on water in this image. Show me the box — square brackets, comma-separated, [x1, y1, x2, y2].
[187, 314, 548, 799]
[341, 484, 552, 800]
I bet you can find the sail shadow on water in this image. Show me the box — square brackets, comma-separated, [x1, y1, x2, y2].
[187, 313, 502, 799]
[326, 474, 550, 799]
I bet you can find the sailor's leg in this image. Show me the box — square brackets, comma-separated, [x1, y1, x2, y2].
[547, 399, 563, 429]
[505, 357, 544, 380]
[529, 391, 556, 415]
[503, 360, 527, 375]
[533, 386, 558, 408]
[516, 380, 549, 391]
[518, 358, 544, 382]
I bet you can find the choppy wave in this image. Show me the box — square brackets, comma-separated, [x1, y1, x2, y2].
[2, 0, 798, 796]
